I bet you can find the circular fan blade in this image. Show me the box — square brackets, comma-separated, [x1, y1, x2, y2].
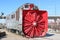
[23, 10, 48, 37]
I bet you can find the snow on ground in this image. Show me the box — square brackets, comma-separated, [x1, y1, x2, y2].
[0, 29, 60, 40]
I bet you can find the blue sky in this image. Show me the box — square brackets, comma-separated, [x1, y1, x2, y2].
[0, 0, 60, 23]
[0, 0, 60, 16]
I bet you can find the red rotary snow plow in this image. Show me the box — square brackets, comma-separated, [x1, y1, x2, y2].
[23, 10, 48, 37]
[6, 3, 48, 38]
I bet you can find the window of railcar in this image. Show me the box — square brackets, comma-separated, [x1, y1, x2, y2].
[11, 14, 15, 19]
[33, 6, 38, 10]
[25, 4, 29, 8]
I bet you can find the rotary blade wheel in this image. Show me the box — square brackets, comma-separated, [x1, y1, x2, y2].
[23, 10, 48, 38]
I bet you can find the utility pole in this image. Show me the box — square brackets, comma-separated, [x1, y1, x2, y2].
[0, 12, 6, 19]
[1, 12, 4, 16]
[54, 1, 57, 32]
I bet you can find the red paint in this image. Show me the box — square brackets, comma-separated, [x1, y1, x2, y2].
[29, 4, 34, 10]
[23, 10, 48, 37]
